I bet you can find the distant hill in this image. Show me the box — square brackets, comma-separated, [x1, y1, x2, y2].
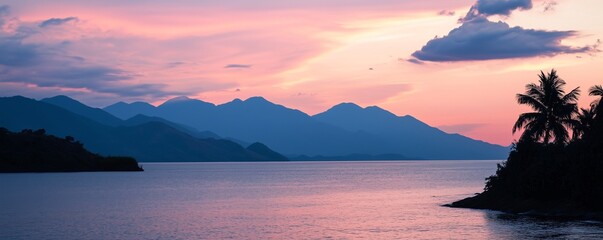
[0, 96, 287, 162]
[103, 101, 156, 119]
[104, 96, 509, 159]
[247, 142, 288, 161]
[43, 95, 222, 140]
[313, 103, 509, 159]
[123, 114, 220, 139]
[42, 95, 124, 126]
[106, 96, 381, 156]
[0, 128, 142, 172]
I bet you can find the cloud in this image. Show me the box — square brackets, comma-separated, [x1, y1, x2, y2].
[542, 1, 557, 12]
[94, 83, 188, 98]
[461, 0, 532, 22]
[0, 5, 9, 25]
[224, 64, 252, 68]
[413, 0, 597, 62]
[438, 10, 455, 16]
[406, 58, 424, 65]
[0, 37, 41, 66]
[475, 0, 532, 16]
[0, 9, 183, 98]
[438, 123, 485, 134]
[412, 17, 595, 62]
[0, 62, 187, 97]
[460, 0, 532, 22]
[38, 17, 78, 28]
[165, 61, 185, 68]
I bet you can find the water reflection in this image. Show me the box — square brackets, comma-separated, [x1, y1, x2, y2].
[484, 210, 603, 239]
[1, 161, 603, 239]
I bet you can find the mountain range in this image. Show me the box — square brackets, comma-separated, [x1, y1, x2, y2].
[0, 96, 287, 162]
[0, 94, 509, 160]
[104, 96, 510, 159]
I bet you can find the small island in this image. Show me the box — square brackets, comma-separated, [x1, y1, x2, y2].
[448, 69, 603, 219]
[0, 128, 143, 172]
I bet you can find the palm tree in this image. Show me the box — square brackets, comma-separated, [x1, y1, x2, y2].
[512, 69, 580, 144]
[573, 107, 595, 140]
[589, 85, 603, 115]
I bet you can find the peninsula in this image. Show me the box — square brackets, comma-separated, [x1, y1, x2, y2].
[0, 128, 143, 172]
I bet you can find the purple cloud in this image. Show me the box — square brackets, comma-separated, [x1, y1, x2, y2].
[475, 0, 532, 16]
[0, 5, 9, 24]
[224, 64, 252, 68]
[406, 58, 424, 65]
[413, 0, 597, 62]
[542, 1, 557, 12]
[438, 10, 455, 16]
[412, 17, 595, 62]
[438, 123, 485, 134]
[39, 17, 78, 28]
[0, 7, 186, 98]
[460, 0, 532, 22]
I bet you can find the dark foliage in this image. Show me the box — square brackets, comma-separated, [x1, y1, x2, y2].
[450, 70, 603, 216]
[512, 69, 580, 144]
[480, 139, 603, 211]
[0, 128, 143, 172]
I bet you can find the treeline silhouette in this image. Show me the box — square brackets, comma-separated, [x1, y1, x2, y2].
[0, 128, 143, 172]
[451, 69, 603, 214]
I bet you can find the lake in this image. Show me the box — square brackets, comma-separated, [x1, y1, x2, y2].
[1, 160, 603, 239]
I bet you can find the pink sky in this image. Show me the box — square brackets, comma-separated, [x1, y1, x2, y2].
[0, 0, 601, 145]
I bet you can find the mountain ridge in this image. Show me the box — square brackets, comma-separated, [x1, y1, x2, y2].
[103, 96, 509, 159]
[0, 96, 288, 162]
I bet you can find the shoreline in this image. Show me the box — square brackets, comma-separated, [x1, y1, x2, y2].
[445, 193, 603, 221]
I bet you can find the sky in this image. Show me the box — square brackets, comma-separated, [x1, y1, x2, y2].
[0, 0, 601, 145]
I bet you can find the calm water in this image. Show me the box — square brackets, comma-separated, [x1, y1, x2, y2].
[1, 160, 603, 239]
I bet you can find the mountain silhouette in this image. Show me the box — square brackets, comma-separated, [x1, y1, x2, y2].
[313, 103, 508, 159]
[43, 95, 222, 140]
[246, 142, 288, 161]
[123, 114, 220, 139]
[104, 96, 509, 159]
[313, 102, 418, 134]
[0, 96, 287, 162]
[103, 101, 156, 119]
[42, 95, 123, 126]
[106, 96, 378, 155]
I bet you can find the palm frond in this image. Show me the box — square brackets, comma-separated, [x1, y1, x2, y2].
[513, 112, 542, 133]
[589, 85, 603, 96]
[561, 87, 581, 103]
[551, 121, 569, 144]
[516, 94, 546, 112]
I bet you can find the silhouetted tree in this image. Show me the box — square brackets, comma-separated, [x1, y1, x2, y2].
[512, 69, 580, 144]
[589, 85, 603, 117]
[573, 107, 595, 140]
[0, 128, 143, 172]
[452, 71, 603, 213]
